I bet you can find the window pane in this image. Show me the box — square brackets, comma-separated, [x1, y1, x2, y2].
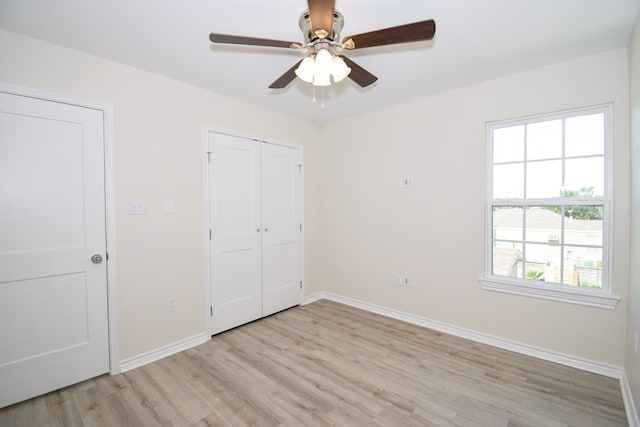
[524, 262, 545, 282]
[487, 106, 610, 294]
[564, 205, 603, 245]
[493, 163, 524, 199]
[565, 113, 604, 157]
[493, 241, 523, 278]
[577, 247, 602, 288]
[493, 207, 523, 242]
[564, 246, 602, 288]
[527, 119, 562, 160]
[565, 157, 604, 197]
[494, 125, 524, 163]
[526, 160, 562, 198]
[524, 206, 562, 244]
[525, 243, 561, 284]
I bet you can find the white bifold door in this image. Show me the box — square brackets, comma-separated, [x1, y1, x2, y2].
[0, 91, 110, 407]
[208, 132, 303, 335]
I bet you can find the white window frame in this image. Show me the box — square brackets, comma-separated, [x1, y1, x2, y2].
[479, 105, 619, 309]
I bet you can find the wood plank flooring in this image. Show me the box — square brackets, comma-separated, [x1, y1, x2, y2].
[0, 300, 628, 426]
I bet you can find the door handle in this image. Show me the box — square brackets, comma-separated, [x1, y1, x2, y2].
[91, 254, 104, 264]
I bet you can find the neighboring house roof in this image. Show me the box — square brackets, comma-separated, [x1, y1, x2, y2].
[492, 207, 601, 232]
[492, 247, 523, 276]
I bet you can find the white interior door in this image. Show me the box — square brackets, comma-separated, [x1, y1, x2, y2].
[0, 91, 109, 407]
[261, 143, 302, 316]
[209, 133, 262, 334]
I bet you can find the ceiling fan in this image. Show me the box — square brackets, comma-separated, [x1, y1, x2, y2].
[209, 0, 436, 89]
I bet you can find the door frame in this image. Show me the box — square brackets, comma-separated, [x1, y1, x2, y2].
[0, 82, 120, 374]
[202, 126, 304, 336]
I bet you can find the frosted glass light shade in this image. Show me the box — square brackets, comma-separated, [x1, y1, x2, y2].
[314, 49, 333, 73]
[313, 48, 333, 86]
[295, 56, 315, 83]
[313, 72, 331, 86]
[331, 56, 351, 82]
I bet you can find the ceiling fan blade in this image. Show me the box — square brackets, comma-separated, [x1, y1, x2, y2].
[307, 0, 335, 39]
[340, 56, 378, 88]
[268, 59, 304, 89]
[342, 19, 436, 50]
[209, 33, 302, 49]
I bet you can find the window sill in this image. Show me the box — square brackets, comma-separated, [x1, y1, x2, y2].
[478, 277, 619, 309]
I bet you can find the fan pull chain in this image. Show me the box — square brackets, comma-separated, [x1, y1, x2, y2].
[310, 86, 325, 108]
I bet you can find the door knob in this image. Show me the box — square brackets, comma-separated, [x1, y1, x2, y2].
[91, 254, 103, 264]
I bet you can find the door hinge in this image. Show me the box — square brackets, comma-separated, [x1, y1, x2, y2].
[299, 223, 302, 232]
[300, 280, 303, 289]
[210, 306, 213, 316]
[207, 152, 212, 163]
[298, 164, 302, 174]
[106, 252, 109, 261]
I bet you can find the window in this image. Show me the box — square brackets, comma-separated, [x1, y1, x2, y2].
[480, 105, 618, 309]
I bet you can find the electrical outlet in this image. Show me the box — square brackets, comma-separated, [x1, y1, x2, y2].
[395, 177, 416, 189]
[167, 296, 176, 312]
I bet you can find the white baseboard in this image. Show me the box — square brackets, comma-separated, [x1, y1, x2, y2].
[621, 373, 640, 427]
[119, 332, 209, 373]
[304, 292, 623, 379]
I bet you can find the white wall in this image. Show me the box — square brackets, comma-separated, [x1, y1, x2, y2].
[0, 28, 633, 371]
[0, 30, 322, 360]
[627, 9, 640, 415]
[314, 49, 631, 366]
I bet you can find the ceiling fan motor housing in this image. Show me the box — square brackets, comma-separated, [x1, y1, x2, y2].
[299, 9, 344, 43]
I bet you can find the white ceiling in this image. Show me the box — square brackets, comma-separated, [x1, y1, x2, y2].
[1, 0, 638, 124]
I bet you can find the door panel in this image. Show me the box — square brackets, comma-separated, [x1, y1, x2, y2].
[209, 133, 262, 334]
[261, 143, 302, 316]
[0, 92, 109, 407]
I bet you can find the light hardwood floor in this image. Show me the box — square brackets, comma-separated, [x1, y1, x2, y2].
[0, 300, 628, 426]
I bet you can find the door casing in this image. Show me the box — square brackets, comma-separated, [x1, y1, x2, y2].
[0, 82, 120, 374]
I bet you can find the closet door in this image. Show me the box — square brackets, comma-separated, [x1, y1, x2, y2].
[261, 143, 303, 316]
[209, 134, 262, 334]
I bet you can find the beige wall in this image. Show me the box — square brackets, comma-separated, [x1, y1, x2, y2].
[627, 10, 640, 415]
[0, 30, 322, 360]
[314, 49, 631, 366]
[0, 29, 633, 370]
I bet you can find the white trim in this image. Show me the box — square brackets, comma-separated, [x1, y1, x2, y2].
[485, 104, 615, 304]
[103, 101, 120, 374]
[203, 126, 213, 336]
[303, 292, 325, 305]
[306, 292, 623, 379]
[297, 146, 305, 302]
[119, 333, 209, 373]
[621, 373, 640, 427]
[0, 82, 120, 374]
[479, 277, 619, 309]
[203, 126, 302, 152]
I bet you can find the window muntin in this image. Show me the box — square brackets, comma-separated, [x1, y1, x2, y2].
[487, 106, 610, 293]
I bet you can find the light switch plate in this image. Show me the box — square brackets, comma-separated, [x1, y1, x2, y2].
[129, 199, 145, 215]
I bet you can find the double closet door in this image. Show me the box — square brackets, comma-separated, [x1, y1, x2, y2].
[208, 132, 303, 335]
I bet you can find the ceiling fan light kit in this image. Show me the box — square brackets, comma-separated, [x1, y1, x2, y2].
[209, 0, 436, 93]
[295, 46, 352, 86]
